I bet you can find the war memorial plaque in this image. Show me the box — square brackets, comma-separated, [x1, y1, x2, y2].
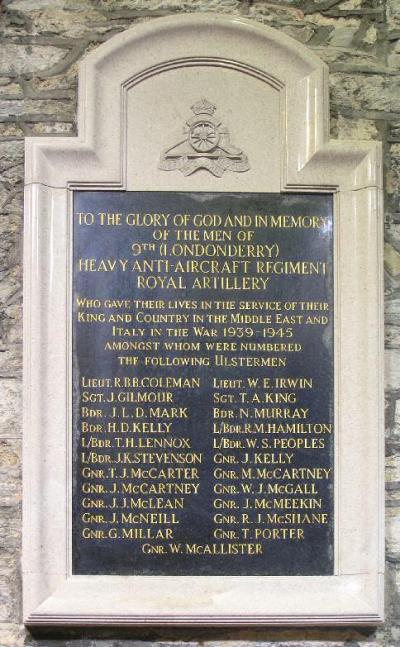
[23, 14, 383, 626]
[72, 191, 334, 576]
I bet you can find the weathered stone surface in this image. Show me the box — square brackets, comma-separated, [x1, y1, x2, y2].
[388, 40, 400, 70]
[387, 143, 400, 202]
[0, 97, 75, 120]
[0, 82, 23, 99]
[386, 349, 400, 392]
[0, 138, 24, 165]
[0, 439, 21, 627]
[0, 269, 21, 308]
[249, 7, 317, 44]
[387, 453, 400, 483]
[388, 0, 400, 32]
[386, 222, 400, 251]
[312, 45, 383, 69]
[0, 44, 69, 77]
[331, 73, 398, 113]
[387, 500, 400, 556]
[26, 72, 78, 95]
[96, 0, 242, 10]
[0, 505, 19, 552]
[393, 398, 400, 437]
[250, 2, 383, 66]
[249, 3, 312, 22]
[2, 303, 22, 346]
[386, 324, 400, 349]
[0, 311, 22, 365]
[386, 298, 400, 324]
[0, 217, 21, 276]
[0, 575, 16, 623]
[204, 642, 380, 647]
[0, 123, 24, 138]
[385, 242, 400, 277]
[0, 440, 20, 507]
[0, 380, 20, 438]
[328, 23, 360, 47]
[24, 8, 110, 39]
[0, 345, 22, 379]
[26, 121, 75, 135]
[364, 24, 378, 45]
[0, 623, 24, 647]
[5, 0, 94, 9]
[391, 565, 400, 601]
[338, 0, 363, 8]
[334, 114, 379, 139]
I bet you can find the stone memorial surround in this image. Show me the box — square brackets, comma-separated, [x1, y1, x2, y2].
[0, 0, 398, 644]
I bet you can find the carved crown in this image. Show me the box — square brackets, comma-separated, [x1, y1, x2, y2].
[191, 99, 216, 116]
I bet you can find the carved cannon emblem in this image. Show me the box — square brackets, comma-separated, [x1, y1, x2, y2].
[159, 99, 250, 177]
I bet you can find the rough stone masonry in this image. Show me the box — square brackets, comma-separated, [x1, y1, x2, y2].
[0, 0, 398, 645]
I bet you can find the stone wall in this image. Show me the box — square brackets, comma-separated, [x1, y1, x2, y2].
[0, 0, 397, 645]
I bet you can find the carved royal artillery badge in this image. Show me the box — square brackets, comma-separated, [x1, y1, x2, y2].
[159, 99, 250, 177]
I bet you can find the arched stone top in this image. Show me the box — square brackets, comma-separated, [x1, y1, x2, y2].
[88, 14, 325, 70]
[82, 13, 325, 88]
[25, 13, 381, 192]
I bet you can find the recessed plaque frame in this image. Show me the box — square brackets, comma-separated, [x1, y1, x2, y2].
[23, 14, 383, 626]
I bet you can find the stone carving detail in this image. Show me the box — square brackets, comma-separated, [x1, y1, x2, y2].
[159, 99, 250, 177]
